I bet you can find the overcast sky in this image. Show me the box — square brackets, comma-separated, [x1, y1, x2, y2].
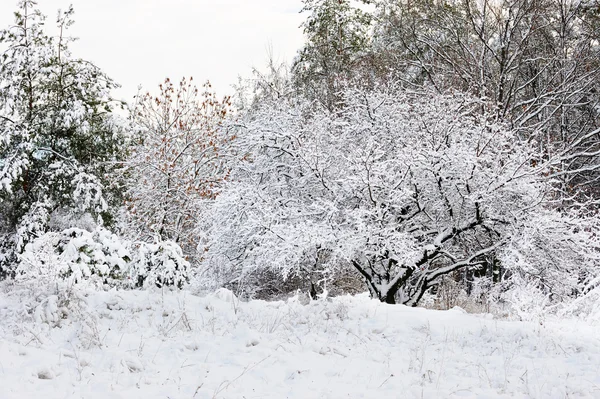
[0, 0, 306, 102]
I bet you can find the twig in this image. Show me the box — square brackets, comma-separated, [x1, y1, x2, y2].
[212, 355, 271, 398]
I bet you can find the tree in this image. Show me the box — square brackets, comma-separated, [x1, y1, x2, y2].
[0, 1, 126, 277]
[125, 77, 233, 262]
[292, 0, 374, 109]
[201, 87, 591, 305]
[372, 0, 600, 200]
[232, 54, 295, 113]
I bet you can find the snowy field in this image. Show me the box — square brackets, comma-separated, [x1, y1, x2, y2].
[1, 286, 599, 399]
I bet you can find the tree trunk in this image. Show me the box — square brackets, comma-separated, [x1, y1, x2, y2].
[351, 259, 411, 305]
[382, 289, 397, 304]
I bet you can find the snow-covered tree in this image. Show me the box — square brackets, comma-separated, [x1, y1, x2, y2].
[372, 0, 600, 200]
[201, 87, 598, 305]
[125, 77, 233, 261]
[0, 2, 127, 277]
[292, 0, 374, 109]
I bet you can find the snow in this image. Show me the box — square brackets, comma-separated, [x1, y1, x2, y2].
[1, 286, 599, 398]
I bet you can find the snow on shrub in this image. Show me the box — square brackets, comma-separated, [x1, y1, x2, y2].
[17, 228, 189, 289]
[18, 228, 131, 285]
[560, 276, 600, 325]
[499, 209, 600, 320]
[129, 241, 189, 289]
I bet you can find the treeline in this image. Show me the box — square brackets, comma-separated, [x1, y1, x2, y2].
[1, 0, 599, 315]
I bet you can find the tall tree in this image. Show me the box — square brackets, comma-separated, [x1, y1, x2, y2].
[0, 1, 126, 277]
[372, 0, 600, 200]
[292, 0, 374, 109]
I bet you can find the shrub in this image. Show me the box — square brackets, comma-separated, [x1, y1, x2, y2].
[130, 241, 189, 289]
[17, 228, 188, 289]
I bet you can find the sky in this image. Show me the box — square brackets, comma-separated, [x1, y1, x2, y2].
[0, 0, 306, 103]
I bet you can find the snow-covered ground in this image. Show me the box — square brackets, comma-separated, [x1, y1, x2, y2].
[1, 285, 599, 398]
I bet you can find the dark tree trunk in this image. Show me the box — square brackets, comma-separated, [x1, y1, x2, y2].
[351, 259, 413, 305]
[383, 290, 397, 304]
[309, 281, 318, 300]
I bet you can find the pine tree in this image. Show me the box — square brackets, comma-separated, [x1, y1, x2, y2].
[0, 1, 127, 277]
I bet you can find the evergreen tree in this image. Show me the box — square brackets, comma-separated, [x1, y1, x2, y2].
[292, 0, 374, 109]
[0, 1, 127, 277]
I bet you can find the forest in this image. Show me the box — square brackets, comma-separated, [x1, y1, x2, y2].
[1, 0, 600, 397]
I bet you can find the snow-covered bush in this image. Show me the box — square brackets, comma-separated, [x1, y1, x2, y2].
[18, 228, 132, 286]
[563, 277, 600, 325]
[17, 228, 189, 289]
[500, 209, 600, 318]
[129, 241, 190, 289]
[0, 231, 18, 279]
